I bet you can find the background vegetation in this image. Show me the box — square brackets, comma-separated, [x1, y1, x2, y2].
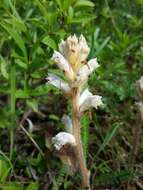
[0, 0, 143, 189]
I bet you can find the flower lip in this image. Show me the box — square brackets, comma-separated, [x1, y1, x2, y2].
[52, 51, 75, 80]
[79, 88, 103, 112]
[52, 132, 76, 151]
[46, 73, 71, 92]
[78, 58, 99, 78]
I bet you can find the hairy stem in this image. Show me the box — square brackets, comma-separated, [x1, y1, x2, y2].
[72, 87, 91, 190]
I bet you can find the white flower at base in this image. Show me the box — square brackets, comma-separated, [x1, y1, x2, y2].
[79, 88, 103, 112]
[52, 132, 76, 151]
[46, 73, 71, 93]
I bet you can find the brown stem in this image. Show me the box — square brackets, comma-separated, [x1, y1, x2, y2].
[72, 87, 91, 190]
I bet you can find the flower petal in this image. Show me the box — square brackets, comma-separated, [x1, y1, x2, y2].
[78, 34, 90, 61]
[52, 51, 74, 80]
[59, 40, 66, 56]
[52, 51, 70, 71]
[78, 58, 99, 79]
[79, 88, 92, 106]
[46, 73, 70, 92]
[52, 132, 76, 151]
[61, 115, 73, 133]
[138, 76, 143, 91]
[79, 88, 103, 112]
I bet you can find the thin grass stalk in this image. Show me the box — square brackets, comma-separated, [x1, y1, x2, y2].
[10, 64, 16, 159]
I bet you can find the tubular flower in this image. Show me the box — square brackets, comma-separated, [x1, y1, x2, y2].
[46, 73, 71, 93]
[52, 51, 75, 80]
[52, 132, 76, 151]
[78, 58, 99, 80]
[79, 88, 103, 112]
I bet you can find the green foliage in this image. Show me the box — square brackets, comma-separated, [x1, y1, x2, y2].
[97, 122, 121, 156]
[0, 183, 23, 190]
[0, 155, 12, 183]
[95, 169, 138, 186]
[25, 182, 39, 190]
[81, 114, 90, 160]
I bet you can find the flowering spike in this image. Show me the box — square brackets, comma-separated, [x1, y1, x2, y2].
[47, 34, 103, 190]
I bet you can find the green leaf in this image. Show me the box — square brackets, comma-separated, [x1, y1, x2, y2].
[1, 183, 23, 190]
[95, 169, 138, 185]
[15, 89, 29, 99]
[26, 99, 38, 112]
[1, 23, 27, 59]
[42, 36, 57, 49]
[55, 0, 62, 10]
[74, 0, 95, 8]
[5, 16, 27, 32]
[81, 115, 90, 159]
[95, 36, 110, 55]
[97, 123, 121, 155]
[0, 56, 9, 79]
[30, 84, 52, 96]
[0, 157, 12, 183]
[49, 114, 59, 121]
[69, 15, 96, 23]
[15, 59, 28, 70]
[26, 182, 39, 190]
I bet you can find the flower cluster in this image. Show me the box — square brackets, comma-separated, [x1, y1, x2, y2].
[46, 34, 103, 150]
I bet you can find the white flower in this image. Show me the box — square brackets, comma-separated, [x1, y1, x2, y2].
[79, 88, 103, 112]
[79, 88, 92, 106]
[138, 76, 143, 91]
[52, 132, 76, 151]
[78, 58, 99, 79]
[46, 73, 71, 93]
[61, 115, 73, 133]
[52, 51, 74, 80]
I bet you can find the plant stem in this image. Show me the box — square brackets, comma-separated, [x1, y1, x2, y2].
[10, 64, 16, 159]
[72, 87, 91, 190]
